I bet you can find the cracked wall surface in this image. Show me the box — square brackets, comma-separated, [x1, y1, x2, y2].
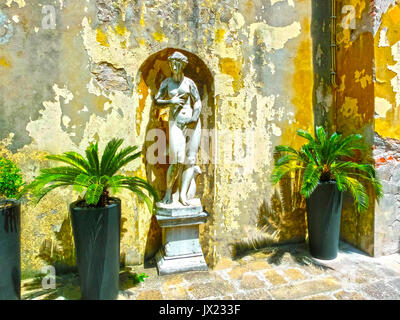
[334, 0, 376, 256]
[0, 0, 313, 271]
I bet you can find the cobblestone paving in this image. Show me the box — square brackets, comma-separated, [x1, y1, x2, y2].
[21, 242, 400, 300]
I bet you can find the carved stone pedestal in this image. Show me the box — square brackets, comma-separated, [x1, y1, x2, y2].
[155, 200, 209, 275]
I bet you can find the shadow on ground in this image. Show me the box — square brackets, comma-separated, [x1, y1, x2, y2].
[22, 267, 149, 300]
[232, 242, 333, 272]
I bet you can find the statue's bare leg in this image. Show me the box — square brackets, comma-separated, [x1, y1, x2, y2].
[162, 164, 182, 204]
[180, 164, 195, 206]
[179, 120, 201, 205]
[187, 166, 201, 200]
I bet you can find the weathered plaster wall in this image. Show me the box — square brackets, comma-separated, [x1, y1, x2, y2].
[311, 0, 333, 130]
[372, 0, 400, 256]
[0, 0, 313, 272]
[332, 0, 400, 256]
[334, 0, 376, 256]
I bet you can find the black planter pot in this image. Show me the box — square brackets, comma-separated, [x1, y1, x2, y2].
[0, 199, 21, 300]
[306, 181, 343, 260]
[70, 198, 121, 300]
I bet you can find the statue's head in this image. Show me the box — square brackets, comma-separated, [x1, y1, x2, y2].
[168, 51, 188, 75]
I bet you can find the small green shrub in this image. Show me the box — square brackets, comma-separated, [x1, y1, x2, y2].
[129, 272, 148, 284]
[0, 157, 24, 199]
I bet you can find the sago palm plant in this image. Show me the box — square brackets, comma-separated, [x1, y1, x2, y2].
[271, 126, 383, 212]
[19, 138, 158, 211]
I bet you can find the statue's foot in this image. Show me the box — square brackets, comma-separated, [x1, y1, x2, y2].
[162, 190, 173, 204]
[179, 194, 190, 206]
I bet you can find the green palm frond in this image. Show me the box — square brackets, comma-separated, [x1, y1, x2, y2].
[86, 183, 104, 205]
[107, 175, 125, 193]
[271, 162, 304, 185]
[296, 129, 314, 142]
[271, 126, 383, 213]
[100, 138, 124, 175]
[63, 152, 92, 173]
[301, 164, 322, 198]
[45, 154, 89, 174]
[34, 182, 71, 205]
[315, 126, 327, 147]
[107, 148, 140, 176]
[73, 174, 95, 192]
[343, 177, 369, 212]
[85, 142, 100, 175]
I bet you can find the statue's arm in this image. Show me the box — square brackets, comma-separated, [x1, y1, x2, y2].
[154, 79, 170, 107]
[189, 80, 202, 122]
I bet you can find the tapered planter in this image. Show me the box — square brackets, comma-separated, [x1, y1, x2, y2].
[0, 199, 21, 300]
[306, 181, 343, 260]
[70, 198, 121, 300]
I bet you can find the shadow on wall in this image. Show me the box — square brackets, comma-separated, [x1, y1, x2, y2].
[231, 170, 307, 257]
[38, 212, 132, 271]
[37, 216, 76, 274]
[137, 48, 216, 261]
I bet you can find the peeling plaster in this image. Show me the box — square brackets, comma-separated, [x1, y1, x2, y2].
[373, 0, 398, 35]
[270, 0, 294, 7]
[0, 11, 14, 45]
[249, 21, 301, 52]
[379, 27, 390, 47]
[387, 40, 400, 107]
[375, 97, 393, 118]
[5, 0, 25, 8]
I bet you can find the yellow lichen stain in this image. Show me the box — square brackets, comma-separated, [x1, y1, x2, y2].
[291, 41, 314, 139]
[282, 19, 313, 150]
[355, 69, 372, 89]
[349, 0, 366, 19]
[337, 28, 352, 49]
[388, 5, 400, 24]
[120, 40, 127, 49]
[136, 77, 149, 134]
[115, 24, 127, 37]
[140, 3, 146, 27]
[0, 57, 11, 68]
[96, 28, 110, 47]
[340, 96, 363, 127]
[215, 29, 226, 43]
[218, 57, 243, 92]
[338, 75, 346, 93]
[152, 31, 166, 42]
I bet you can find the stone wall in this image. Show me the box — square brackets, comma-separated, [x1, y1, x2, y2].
[372, 0, 400, 256]
[334, 0, 376, 255]
[374, 133, 400, 256]
[0, 0, 313, 272]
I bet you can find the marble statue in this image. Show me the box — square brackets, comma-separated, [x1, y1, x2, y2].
[154, 51, 202, 207]
[153, 51, 209, 275]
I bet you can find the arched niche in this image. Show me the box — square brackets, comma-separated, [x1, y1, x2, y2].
[137, 48, 215, 260]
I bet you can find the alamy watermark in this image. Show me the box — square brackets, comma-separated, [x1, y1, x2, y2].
[41, 265, 56, 290]
[145, 127, 260, 170]
[41, 5, 57, 30]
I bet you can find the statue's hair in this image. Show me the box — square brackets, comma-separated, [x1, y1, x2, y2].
[168, 51, 188, 65]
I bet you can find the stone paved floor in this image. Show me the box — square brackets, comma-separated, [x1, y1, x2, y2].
[21, 242, 400, 300]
